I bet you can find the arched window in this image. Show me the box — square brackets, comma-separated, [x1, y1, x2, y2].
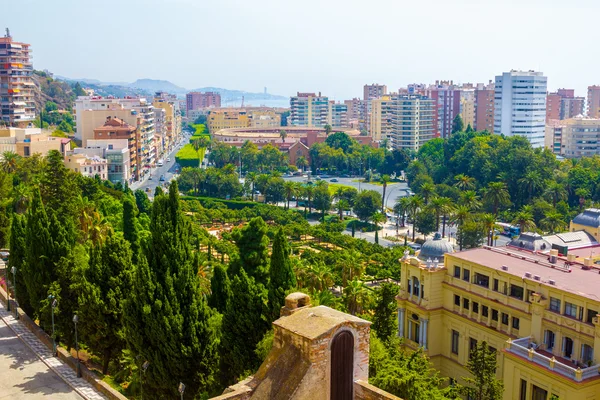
[331, 331, 354, 400]
[412, 277, 420, 297]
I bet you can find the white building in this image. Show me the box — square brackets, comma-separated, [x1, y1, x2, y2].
[64, 154, 107, 180]
[72, 139, 131, 184]
[494, 70, 547, 148]
[290, 92, 329, 127]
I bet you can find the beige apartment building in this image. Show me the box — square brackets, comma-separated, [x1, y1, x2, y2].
[545, 120, 564, 155]
[64, 154, 107, 180]
[207, 108, 282, 132]
[369, 95, 392, 141]
[588, 86, 600, 118]
[0, 127, 71, 158]
[560, 116, 600, 158]
[459, 89, 475, 129]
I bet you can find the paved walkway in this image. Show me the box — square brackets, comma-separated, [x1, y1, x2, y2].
[0, 302, 107, 400]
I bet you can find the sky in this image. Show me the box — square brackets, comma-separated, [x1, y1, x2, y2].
[3, 0, 599, 100]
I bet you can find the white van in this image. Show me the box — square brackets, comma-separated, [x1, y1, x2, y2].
[157, 159, 164, 167]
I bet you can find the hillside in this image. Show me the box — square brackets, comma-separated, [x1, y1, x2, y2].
[33, 70, 85, 111]
[128, 79, 186, 94]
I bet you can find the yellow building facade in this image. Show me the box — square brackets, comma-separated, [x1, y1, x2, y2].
[399, 243, 600, 400]
[370, 95, 392, 141]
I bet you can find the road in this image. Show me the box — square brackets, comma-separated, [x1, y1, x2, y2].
[132, 132, 193, 195]
[0, 317, 83, 399]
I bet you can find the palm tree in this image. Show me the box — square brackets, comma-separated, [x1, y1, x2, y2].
[483, 181, 510, 216]
[407, 195, 424, 241]
[296, 156, 308, 172]
[575, 188, 590, 212]
[294, 182, 303, 207]
[246, 172, 257, 201]
[480, 213, 497, 246]
[314, 289, 342, 309]
[544, 181, 567, 208]
[324, 124, 332, 136]
[450, 205, 471, 250]
[420, 182, 436, 204]
[429, 197, 445, 233]
[459, 190, 482, 211]
[371, 212, 386, 244]
[343, 278, 369, 315]
[283, 181, 296, 210]
[518, 171, 544, 201]
[279, 129, 288, 143]
[438, 197, 454, 238]
[512, 210, 536, 234]
[304, 184, 314, 213]
[308, 262, 334, 292]
[0, 151, 20, 174]
[380, 174, 391, 214]
[454, 174, 475, 191]
[541, 212, 567, 233]
[336, 199, 349, 220]
[394, 196, 410, 227]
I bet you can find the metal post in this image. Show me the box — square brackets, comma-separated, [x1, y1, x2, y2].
[11, 267, 17, 319]
[178, 382, 185, 400]
[5, 265, 9, 312]
[73, 314, 81, 377]
[49, 296, 57, 356]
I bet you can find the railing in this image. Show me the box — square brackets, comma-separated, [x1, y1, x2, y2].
[506, 337, 600, 382]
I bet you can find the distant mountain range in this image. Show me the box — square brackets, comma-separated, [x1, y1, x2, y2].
[55, 76, 289, 106]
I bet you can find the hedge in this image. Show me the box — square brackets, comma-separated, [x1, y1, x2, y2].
[175, 144, 205, 168]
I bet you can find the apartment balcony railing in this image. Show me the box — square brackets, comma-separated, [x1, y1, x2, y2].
[506, 337, 600, 382]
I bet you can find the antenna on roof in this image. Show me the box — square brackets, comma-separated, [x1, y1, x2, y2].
[5, 28, 10, 38]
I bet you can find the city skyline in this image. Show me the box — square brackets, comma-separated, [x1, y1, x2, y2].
[3, 0, 600, 100]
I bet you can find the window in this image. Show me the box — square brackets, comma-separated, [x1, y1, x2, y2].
[492, 309, 498, 321]
[454, 295, 460, 306]
[454, 266, 460, 278]
[469, 337, 477, 359]
[482, 305, 489, 318]
[512, 317, 520, 330]
[582, 344, 594, 364]
[472, 302, 479, 314]
[550, 297, 561, 312]
[565, 302, 577, 318]
[587, 309, 598, 324]
[451, 330, 459, 354]
[412, 277, 420, 298]
[544, 330, 555, 350]
[510, 284, 524, 300]
[462, 269, 470, 282]
[463, 298, 470, 310]
[474, 273, 489, 288]
[563, 337, 574, 358]
[493, 279, 499, 291]
[532, 385, 547, 400]
[407, 279, 411, 295]
[519, 379, 527, 400]
[501, 313, 509, 325]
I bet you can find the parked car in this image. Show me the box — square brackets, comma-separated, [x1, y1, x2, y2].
[330, 178, 339, 182]
[159, 175, 166, 182]
[167, 157, 171, 162]
[408, 243, 421, 251]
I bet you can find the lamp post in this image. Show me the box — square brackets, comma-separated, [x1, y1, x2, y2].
[178, 382, 185, 400]
[139, 360, 149, 400]
[10, 266, 17, 319]
[5, 264, 9, 312]
[49, 295, 57, 356]
[73, 314, 81, 377]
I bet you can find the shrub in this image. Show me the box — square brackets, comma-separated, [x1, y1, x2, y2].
[175, 144, 204, 168]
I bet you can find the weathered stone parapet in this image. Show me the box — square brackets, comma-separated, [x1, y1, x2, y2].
[354, 380, 403, 400]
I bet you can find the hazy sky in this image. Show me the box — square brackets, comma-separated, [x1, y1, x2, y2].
[3, 0, 599, 99]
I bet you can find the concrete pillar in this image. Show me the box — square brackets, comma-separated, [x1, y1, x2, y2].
[418, 321, 424, 346]
[398, 308, 405, 338]
[530, 294, 545, 344]
[594, 316, 600, 364]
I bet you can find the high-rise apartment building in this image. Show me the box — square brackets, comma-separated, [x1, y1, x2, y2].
[588, 86, 600, 118]
[186, 91, 221, 112]
[474, 82, 495, 132]
[327, 102, 349, 128]
[369, 95, 393, 142]
[547, 89, 585, 122]
[0, 29, 35, 127]
[387, 95, 435, 151]
[422, 81, 461, 138]
[560, 116, 600, 158]
[344, 98, 361, 123]
[544, 120, 564, 155]
[459, 89, 475, 129]
[494, 70, 547, 148]
[362, 84, 387, 131]
[290, 93, 329, 128]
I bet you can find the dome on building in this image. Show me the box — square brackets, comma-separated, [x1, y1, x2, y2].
[508, 232, 552, 252]
[418, 233, 454, 261]
[572, 209, 600, 228]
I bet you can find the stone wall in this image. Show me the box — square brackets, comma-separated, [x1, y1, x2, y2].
[354, 380, 403, 400]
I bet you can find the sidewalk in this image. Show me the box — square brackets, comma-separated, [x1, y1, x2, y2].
[0, 302, 107, 400]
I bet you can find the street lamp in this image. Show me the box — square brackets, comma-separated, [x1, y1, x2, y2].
[178, 382, 185, 400]
[139, 359, 149, 400]
[73, 314, 81, 377]
[10, 266, 17, 319]
[49, 295, 57, 356]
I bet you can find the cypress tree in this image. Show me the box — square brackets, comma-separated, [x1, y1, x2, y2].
[209, 263, 231, 314]
[229, 217, 269, 285]
[7, 214, 31, 315]
[75, 231, 133, 374]
[220, 268, 270, 385]
[460, 341, 504, 400]
[123, 181, 219, 397]
[122, 197, 139, 263]
[372, 283, 399, 342]
[40, 150, 77, 219]
[268, 227, 296, 321]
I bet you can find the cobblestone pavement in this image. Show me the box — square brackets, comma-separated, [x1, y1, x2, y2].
[0, 302, 107, 400]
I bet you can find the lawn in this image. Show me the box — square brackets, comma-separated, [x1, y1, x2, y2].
[176, 145, 205, 168]
[328, 183, 354, 195]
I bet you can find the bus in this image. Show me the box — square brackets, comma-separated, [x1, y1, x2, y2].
[496, 222, 520, 237]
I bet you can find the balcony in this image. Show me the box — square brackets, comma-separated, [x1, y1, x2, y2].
[506, 337, 600, 382]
